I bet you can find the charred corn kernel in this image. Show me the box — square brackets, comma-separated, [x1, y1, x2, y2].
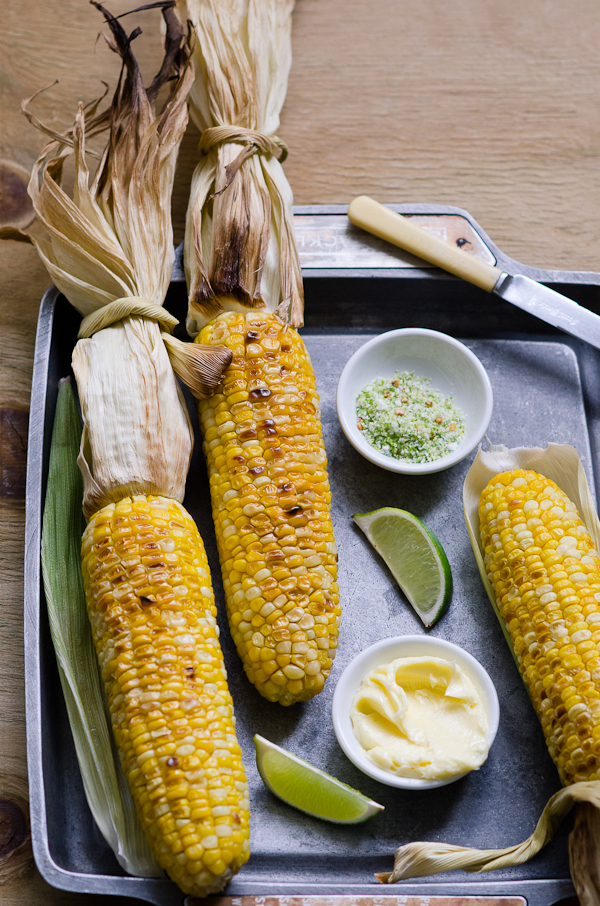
[480, 469, 600, 785]
[81, 495, 250, 896]
[196, 312, 341, 706]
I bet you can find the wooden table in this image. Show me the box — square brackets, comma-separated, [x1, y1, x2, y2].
[0, 0, 598, 902]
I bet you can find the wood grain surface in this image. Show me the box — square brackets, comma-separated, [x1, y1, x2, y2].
[0, 0, 599, 903]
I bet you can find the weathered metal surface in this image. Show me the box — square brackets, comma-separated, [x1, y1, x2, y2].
[26, 207, 600, 906]
[292, 213, 496, 269]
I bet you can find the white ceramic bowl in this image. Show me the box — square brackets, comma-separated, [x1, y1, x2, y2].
[336, 328, 493, 474]
[331, 635, 500, 790]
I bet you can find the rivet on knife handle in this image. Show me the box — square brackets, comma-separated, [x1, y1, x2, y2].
[348, 195, 503, 293]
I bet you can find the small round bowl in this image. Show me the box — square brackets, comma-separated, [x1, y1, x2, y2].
[331, 635, 500, 790]
[336, 328, 493, 474]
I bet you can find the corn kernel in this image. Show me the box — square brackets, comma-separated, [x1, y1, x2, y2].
[81, 497, 250, 896]
[480, 469, 600, 787]
[196, 312, 340, 705]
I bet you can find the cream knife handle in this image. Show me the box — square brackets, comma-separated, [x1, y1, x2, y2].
[348, 195, 503, 293]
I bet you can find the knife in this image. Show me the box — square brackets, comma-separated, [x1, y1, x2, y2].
[347, 195, 600, 350]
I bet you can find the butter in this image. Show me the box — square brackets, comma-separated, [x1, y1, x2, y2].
[350, 656, 490, 780]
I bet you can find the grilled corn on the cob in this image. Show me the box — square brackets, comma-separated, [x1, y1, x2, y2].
[20, 5, 251, 894]
[196, 311, 341, 706]
[180, 0, 339, 705]
[81, 494, 250, 895]
[480, 468, 600, 786]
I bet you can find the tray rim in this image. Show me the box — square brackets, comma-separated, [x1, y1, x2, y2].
[170, 202, 600, 288]
[293, 202, 600, 286]
[24, 204, 592, 906]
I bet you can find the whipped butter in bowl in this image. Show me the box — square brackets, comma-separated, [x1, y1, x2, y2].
[332, 636, 499, 790]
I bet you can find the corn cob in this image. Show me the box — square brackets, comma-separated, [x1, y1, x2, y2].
[19, 5, 252, 894]
[196, 311, 341, 706]
[180, 0, 340, 704]
[479, 468, 600, 786]
[81, 494, 250, 895]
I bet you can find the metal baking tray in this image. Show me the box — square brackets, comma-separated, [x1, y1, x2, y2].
[25, 204, 600, 906]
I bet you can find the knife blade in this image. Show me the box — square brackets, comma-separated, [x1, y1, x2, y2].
[347, 195, 600, 350]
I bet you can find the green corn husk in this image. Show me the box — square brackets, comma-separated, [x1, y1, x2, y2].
[41, 378, 161, 877]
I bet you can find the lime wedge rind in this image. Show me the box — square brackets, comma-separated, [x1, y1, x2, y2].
[353, 507, 452, 627]
[254, 735, 384, 824]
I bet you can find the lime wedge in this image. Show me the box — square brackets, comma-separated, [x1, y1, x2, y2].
[353, 507, 452, 626]
[254, 735, 384, 824]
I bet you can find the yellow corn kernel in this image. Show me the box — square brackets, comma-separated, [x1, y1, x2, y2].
[81, 495, 250, 896]
[480, 469, 600, 785]
[196, 312, 341, 705]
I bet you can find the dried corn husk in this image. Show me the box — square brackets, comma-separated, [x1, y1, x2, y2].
[16, 3, 231, 517]
[378, 442, 600, 906]
[377, 780, 600, 890]
[179, 0, 304, 335]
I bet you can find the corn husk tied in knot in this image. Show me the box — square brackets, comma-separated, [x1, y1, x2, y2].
[18, 2, 232, 518]
[179, 0, 305, 335]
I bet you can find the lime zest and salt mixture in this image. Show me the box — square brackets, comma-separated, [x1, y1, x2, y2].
[356, 371, 466, 463]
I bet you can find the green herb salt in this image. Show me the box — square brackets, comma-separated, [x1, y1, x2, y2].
[356, 371, 466, 463]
